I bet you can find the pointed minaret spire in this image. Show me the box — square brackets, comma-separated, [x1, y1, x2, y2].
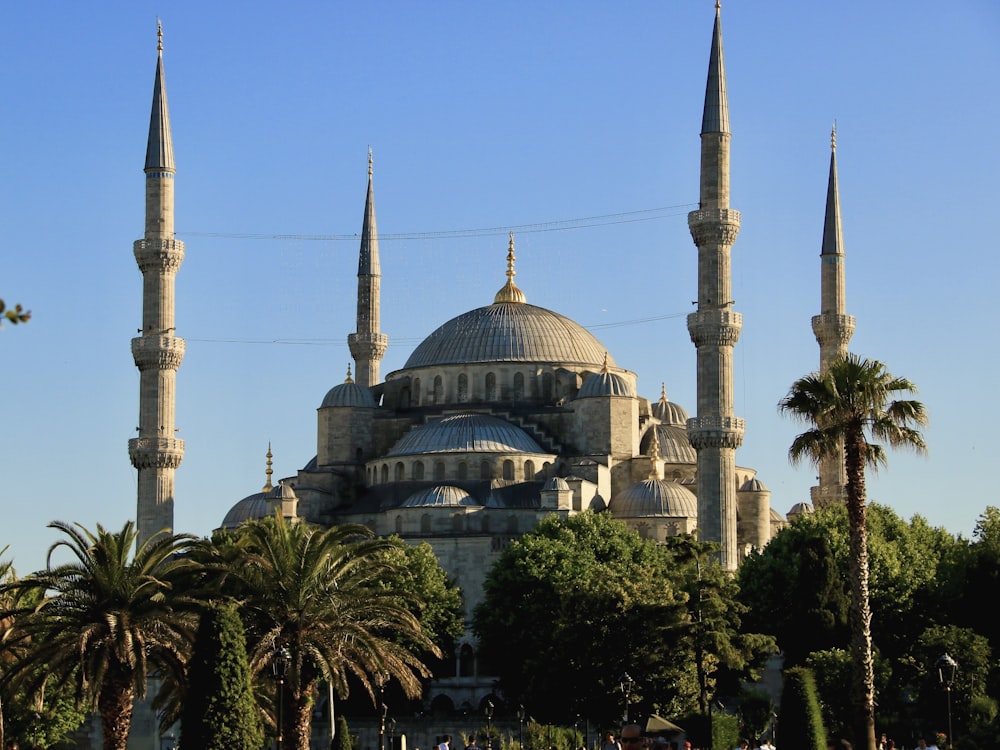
[130, 24, 185, 548]
[263, 443, 274, 493]
[810, 124, 856, 507]
[494, 232, 527, 303]
[687, 4, 745, 571]
[348, 148, 388, 389]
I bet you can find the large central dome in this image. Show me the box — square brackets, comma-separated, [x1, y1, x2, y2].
[403, 302, 616, 369]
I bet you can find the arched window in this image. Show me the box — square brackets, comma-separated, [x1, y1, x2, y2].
[433, 375, 443, 404]
[399, 386, 411, 408]
[413, 461, 425, 480]
[457, 373, 469, 403]
[458, 461, 468, 480]
[395, 462, 405, 481]
[481, 514, 490, 533]
[524, 460, 535, 480]
[395, 516, 403, 534]
[434, 461, 446, 481]
[485, 372, 497, 401]
[452, 514, 464, 532]
[413, 378, 421, 406]
[480, 460, 491, 480]
[502, 460, 514, 480]
[513, 372, 525, 400]
[421, 514, 431, 533]
[542, 372, 554, 401]
[381, 464, 388, 483]
[459, 643, 475, 677]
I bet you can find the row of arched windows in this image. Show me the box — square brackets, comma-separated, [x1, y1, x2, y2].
[408, 369, 559, 406]
[367, 458, 545, 485]
[392, 513, 522, 535]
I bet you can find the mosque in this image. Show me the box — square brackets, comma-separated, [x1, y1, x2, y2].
[129, 5, 846, 714]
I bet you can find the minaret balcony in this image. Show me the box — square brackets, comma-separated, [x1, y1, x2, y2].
[687, 208, 741, 247]
[133, 238, 185, 273]
[811, 313, 856, 339]
[131, 334, 185, 371]
[348, 331, 389, 360]
[686, 416, 745, 450]
[128, 436, 185, 469]
[687, 310, 742, 347]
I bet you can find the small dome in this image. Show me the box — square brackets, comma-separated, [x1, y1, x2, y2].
[267, 481, 298, 501]
[787, 501, 814, 518]
[578, 368, 635, 399]
[543, 477, 570, 491]
[386, 413, 544, 457]
[651, 385, 690, 426]
[401, 485, 479, 508]
[740, 477, 769, 492]
[610, 479, 698, 518]
[220, 492, 268, 530]
[321, 366, 377, 408]
[642, 424, 696, 464]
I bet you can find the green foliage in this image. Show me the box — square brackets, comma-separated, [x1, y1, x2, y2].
[778, 667, 827, 750]
[179, 602, 263, 750]
[0, 298, 30, 327]
[710, 711, 740, 750]
[332, 714, 354, 750]
[737, 690, 773, 745]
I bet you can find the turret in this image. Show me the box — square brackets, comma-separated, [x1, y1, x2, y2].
[686, 3, 745, 571]
[129, 23, 185, 547]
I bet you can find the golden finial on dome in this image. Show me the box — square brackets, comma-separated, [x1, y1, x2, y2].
[660, 382, 667, 402]
[493, 232, 527, 304]
[602, 352, 610, 373]
[345, 363, 354, 384]
[263, 442, 274, 492]
[156, 19, 163, 52]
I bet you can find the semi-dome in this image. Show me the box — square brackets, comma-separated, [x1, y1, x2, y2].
[220, 492, 268, 529]
[386, 413, 545, 457]
[403, 302, 615, 370]
[610, 479, 698, 518]
[642, 424, 696, 464]
[321, 365, 377, 408]
[401, 485, 479, 508]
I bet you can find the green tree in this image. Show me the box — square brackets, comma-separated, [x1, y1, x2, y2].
[0, 299, 29, 327]
[780, 353, 927, 750]
[179, 602, 263, 750]
[0, 522, 201, 750]
[221, 515, 440, 750]
[332, 714, 353, 750]
[474, 511, 691, 726]
[778, 666, 827, 750]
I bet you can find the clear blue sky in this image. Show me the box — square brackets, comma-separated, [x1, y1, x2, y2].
[2, 1, 998, 575]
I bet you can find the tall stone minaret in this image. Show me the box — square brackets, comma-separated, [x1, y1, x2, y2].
[810, 126, 855, 507]
[129, 22, 185, 547]
[687, 3, 745, 572]
[347, 148, 388, 389]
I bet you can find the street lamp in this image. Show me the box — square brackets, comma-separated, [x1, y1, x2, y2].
[517, 704, 525, 750]
[936, 653, 958, 748]
[379, 701, 389, 750]
[620, 672, 634, 723]
[485, 699, 495, 747]
[271, 643, 291, 750]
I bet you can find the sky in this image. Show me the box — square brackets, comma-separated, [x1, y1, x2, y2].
[2, 1, 999, 575]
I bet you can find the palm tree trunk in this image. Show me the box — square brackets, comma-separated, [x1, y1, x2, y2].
[98, 675, 135, 750]
[289, 683, 313, 750]
[844, 427, 877, 750]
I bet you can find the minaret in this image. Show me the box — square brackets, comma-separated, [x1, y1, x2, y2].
[128, 22, 185, 547]
[686, 3, 745, 572]
[348, 148, 388, 389]
[810, 126, 855, 507]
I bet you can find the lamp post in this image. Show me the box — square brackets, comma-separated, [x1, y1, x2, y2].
[485, 699, 495, 749]
[271, 643, 291, 750]
[389, 718, 397, 750]
[936, 653, 958, 748]
[379, 701, 389, 750]
[517, 704, 525, 750]
[620, 672, 634, 723]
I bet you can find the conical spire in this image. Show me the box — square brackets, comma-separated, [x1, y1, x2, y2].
[700, 2, 730, 136]
[358, 147, 381, 277]
[821, 125, 844, 265]
[494, 232, 527, 304]
[144, 20, 175, 173]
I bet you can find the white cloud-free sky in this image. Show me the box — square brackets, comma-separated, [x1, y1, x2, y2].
[2, 1, 998, 574]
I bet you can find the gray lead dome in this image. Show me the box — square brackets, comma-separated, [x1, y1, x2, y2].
[386, 413, 544, 456]
[403, 302, 615, 369]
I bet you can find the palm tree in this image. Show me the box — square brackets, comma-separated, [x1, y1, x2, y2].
[223, 514, 440, 750]
[0, 521, 202, 750]
[779, 353, 927, 750]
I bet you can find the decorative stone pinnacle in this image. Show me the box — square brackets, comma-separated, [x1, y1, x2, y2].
[345, 363, 354, 384]
[264, 443, 274, 492]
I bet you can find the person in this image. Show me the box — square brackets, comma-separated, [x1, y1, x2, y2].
[928, 736, 942, 750]
[915, 739, 928, 750]
[439, 734, 452, 750]
[464, 736, 479, 750]
[735, 740, 749, 750]
[620, 724, 645, 750]
[603, 732, 622, 750]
